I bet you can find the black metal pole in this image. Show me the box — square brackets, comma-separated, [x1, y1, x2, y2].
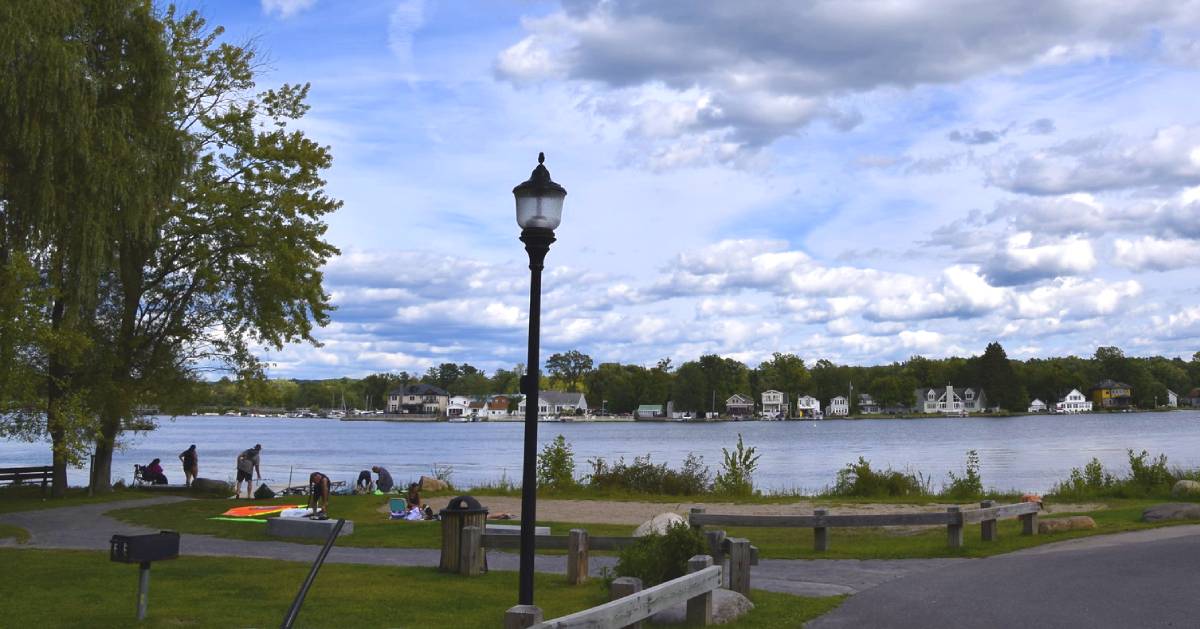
[281, 518, 346, 629]
[518, 227, 554, 606]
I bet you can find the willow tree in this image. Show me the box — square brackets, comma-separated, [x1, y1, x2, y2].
[86, 8, 341, 490]
[0, 0, 182, 496]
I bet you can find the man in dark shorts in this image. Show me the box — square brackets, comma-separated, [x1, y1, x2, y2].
[308, 471, 331, 517]
[178, 445, 198, 488]
[355, 470, 374, 493]
[235, 444, 261, 499]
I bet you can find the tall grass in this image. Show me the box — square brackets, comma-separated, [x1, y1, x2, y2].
[1050, 449, 1200, 500]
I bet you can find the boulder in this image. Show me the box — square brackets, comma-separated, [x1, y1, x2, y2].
[633, 512, 686, 537]
[1037, 515, 1096, 534]
[419, 475, 449, 492]
[1171, 480, 1200, 496]
[649, 588, 754, 625]
[189, 477, 232, 495]
[1142, 503, 1200, 522]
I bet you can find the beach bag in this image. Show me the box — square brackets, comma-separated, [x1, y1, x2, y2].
[254, 483, 276, 500]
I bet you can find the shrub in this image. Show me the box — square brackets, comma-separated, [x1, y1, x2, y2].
[1051, 450, 1186, 499]
[943, 450, 984, 500]
[827, 457, 929, 498]
[714, 433, 760, 496]
[1128, 449, 1172, 491]
[537, 435, 576, 489]
[586, 453, 710, 495]
[613, 521, 706, 587]
[431, 463, 454, 489]
[1053, 457, 1115, 497]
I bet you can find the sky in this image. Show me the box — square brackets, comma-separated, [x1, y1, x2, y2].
[188, 0, 1200, 378]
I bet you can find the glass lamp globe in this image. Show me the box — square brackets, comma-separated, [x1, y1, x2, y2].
[513, 152, 567, 230]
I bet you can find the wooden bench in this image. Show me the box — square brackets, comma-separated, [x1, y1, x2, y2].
[0, 465, 55, 494]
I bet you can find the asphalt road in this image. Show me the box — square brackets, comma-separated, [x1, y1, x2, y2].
[809, 525, 1200, 628]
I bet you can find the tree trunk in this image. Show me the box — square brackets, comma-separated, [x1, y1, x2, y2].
[47, 296, 68, 498]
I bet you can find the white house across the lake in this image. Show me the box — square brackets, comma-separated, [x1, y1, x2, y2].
[761, 390, 788, 418]
[915, 385, 986, 414]
[1056, 389, 1093, 414]
[826, 396, 849, 417]
[1028, 399, 1047, 413]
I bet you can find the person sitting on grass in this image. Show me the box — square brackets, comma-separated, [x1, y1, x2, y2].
[355, 469, 374, 494]
[144, 458, 168, 485]
[372, 466, 394, 492]
[308, 471, 331, 516]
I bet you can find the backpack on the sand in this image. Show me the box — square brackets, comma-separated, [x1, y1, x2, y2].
[254, 483, 276, 500]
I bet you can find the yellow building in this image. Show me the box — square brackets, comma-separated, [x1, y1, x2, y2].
[1091, 380, 1133, 409]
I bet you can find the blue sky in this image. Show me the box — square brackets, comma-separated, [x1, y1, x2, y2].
[186, 0, 1200, 378]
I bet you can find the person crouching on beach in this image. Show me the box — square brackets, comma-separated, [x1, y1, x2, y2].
[309, 471, 331, 516]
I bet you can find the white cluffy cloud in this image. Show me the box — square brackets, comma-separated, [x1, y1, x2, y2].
[261, 0, 316, 19]
[1113, 236, 1200, 271]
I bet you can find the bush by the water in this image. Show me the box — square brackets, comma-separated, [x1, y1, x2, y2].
[537, 435, 576, 489]
[586, 452, 711, 495]
[713, 433, 760, 496]
[826, 457, 930, 498]
[943, 450, 984, 500]
[1051, 449, 1200, 499]
[612, 521, 707, 587]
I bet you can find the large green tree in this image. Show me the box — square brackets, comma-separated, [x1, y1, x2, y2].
[974, 342, 1026, 411]
[545, 349, 594, 392]
[86, 7, 340, 490]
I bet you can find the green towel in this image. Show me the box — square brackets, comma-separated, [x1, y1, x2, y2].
[209, 516, 268, 523]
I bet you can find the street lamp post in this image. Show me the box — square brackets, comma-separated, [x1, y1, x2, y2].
[513, 152, 566, 606]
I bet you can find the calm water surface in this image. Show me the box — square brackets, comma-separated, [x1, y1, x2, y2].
[2, 411, 1199, 493]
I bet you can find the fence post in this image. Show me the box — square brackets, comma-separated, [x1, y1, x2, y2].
[610, 577, 644, 629]
[705, 530, 727, 587]
[946, 506, 963, 549]
[690, 507, 706, 532]
[979, 500, 997, 542]
[726, 538, 752, 596]
[1020, 510, 1038, 536]
[686, 555, 714, 626]
[504, 605, 543, 629]
[813, 509, 829, 552]
[459, 525, 483, 576]
[567, 528, 589, 585]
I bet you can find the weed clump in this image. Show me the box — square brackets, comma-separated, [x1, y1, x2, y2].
[826, 457, 930, 498]
[611, 521, 706, 587]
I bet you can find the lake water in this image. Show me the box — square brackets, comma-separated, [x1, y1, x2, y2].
[3, 411, 1199, 493]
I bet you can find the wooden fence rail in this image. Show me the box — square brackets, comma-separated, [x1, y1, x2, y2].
[505, 555, 723, 628]
[690, 501, 1040, 551]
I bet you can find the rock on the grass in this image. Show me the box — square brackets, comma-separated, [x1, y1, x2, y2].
[1142, 503, 1200, 522]
[419, 475, 449, 492]
[189, 477, 232, 495]
[1038, 516, 1096, 534]
[633, 512, 686, 537]
[649, 589, 754, 625]
[1171, 480, 1200, 496]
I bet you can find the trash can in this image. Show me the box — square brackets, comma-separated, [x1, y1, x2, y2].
[439, 495, 487, 573]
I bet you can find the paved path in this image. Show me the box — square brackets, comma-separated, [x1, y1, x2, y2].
[810, 524, 1200, 628]
[0, 497, 957, 597]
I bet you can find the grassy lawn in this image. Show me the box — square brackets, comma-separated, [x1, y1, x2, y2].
[0, 523, 30, 543]
[714, 500, 1195, 560]
[1, 548, 842, 628]
[112, 494, 633, 549]
[0, 485, 165, 514]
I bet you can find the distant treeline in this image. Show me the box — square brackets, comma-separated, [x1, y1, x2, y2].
[191, 344, 1200, 414]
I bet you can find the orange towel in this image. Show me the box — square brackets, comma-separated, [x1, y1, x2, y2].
[220, 504, 304, 517]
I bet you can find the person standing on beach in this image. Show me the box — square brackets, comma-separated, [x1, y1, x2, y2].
[235, 444, 262, 498]
[178, 445, 198, 487]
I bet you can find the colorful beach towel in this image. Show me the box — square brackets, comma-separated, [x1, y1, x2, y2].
[220, 504, 304, 518]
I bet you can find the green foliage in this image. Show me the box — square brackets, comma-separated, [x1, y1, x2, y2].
[714, 433, 760, 496]
[1127, 449, 1172, 491]
[613, 521, 707, 587]
[545, 350, 593, 392]
[1051, 450, 1193, 499]
[586, 453, 710, 495]
[943, 450, 985, 499]
[827, 457, 930, 498]
[537, 435, 577, 489]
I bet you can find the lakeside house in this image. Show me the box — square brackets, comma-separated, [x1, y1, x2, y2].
[761, 390, 788, 418]
[1028, 398, 1047, 413]
[1166, 389, 1178, 407]
[914, 385, 987, 414]
[1091, 380, 1133, 409]
[725, 394, 755, 418]
[1057, 388, 1093, 413]
[1185, 388, 1200, 408]
[386, 384, 449, 415]
[795, 394, 821, 418]
[482, 395, 513, 419]
[447, 395, 473, 418]
[636, 404, 665, 419]
[857, 393, 881, 414]
[826, 395, 849, 417]
[517, 391, 588, 417]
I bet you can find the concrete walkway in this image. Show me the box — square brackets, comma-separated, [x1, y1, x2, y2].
[0, 497, 959, 597]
